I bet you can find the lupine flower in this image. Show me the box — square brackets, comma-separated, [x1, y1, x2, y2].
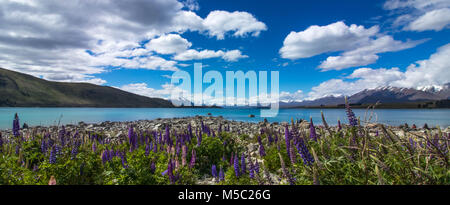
[278, 153, 295, 185]
[296, 138, 314, 166]
[234, 153, 240, 177]
[101, 150, 108, 165]
[181, 145, 187, 166]
[268, 133, 273, 146]
[241, 153, 246, 174]
[309, 117, 317, 141]
[120, 152, 128, 168]
[285, 125, 291, 160]
[197, 132, 202, 146]
[254, 161, 260, 174]
[49, 146, 57, 164]
[338, 120, 342, 131]
[345, 96, 357, 127]
[165, 125, 171, 146]
[12, 113, 20, 137]
[189, 149, 196, 169]
[41, 139, 47, 154]
[211, 164, 217, 178]
[71, 144, 78, 160]
[259, 143, 266, 157]
[153, 139, 158, 153]
[249, 164, 255, 179]
[219, 167, 225, 181]
[289, 144, 297, 164]
[15, 144, 20, 155]
[145, 143, 150, 156]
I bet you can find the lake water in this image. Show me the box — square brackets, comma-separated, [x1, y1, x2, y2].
[0, 107, 449, 129]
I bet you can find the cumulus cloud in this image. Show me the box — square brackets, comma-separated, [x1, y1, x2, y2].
[319, 36, 424, 71]
[0, 0, 265, 83]
[202, 10, 268, 40]
[407, 8, 450, 31]
[384, 0, 450, 31]
[279, 21, 421, 70]
[307, 43, 450, 99]
[146, 34, 192, 54]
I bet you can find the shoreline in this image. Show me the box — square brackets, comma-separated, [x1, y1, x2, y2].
[2, 115, 448, 139]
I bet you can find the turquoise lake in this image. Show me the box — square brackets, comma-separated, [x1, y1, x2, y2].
[0, 107, 449, 129]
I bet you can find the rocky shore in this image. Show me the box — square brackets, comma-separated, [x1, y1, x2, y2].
[2, 115, 447, 143]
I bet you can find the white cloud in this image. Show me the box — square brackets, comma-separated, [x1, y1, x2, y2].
[146, 34, 192, 54]
[202, 10, 267, 40]
[384, 0, 450, 32]
[279, 21, 421, 70]
[0, 0, 265, 84]
[307, 43, 450, 99]
[279, 90, 304, 102]
[280, 21, 379, 59]
[319, 36, 424, 71]
[174, 49, 248, 61]
[391, 43, 450, 88]
[407, 8, 450, 31]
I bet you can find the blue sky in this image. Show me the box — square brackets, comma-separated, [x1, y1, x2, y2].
[0, 0, 449, 102]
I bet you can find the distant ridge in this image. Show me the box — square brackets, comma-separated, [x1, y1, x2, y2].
[0, 68, 174, 107]
[281, 83, 450, 108]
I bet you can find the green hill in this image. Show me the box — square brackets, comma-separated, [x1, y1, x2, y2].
[0, 68, 174, 107]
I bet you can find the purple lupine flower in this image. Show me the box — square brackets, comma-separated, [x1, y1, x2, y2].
[259, 143, 266, 157]
[49, 146, 57, 164]
[219, 167, 225, 181]
[164, 125, 171, 146]
[71, 143, 79, 160]
[289, 144, 296, 164]
[145, 143, 150, 156]
[120, 152, 128, 168]
[59, 126, 66, 147]
[268, 133, 273, 146]
[197, 131, 202, 146]
[41, 139, 47, 154]
[188, 123, 193, 139]
[101, 150, 108, 165]
[337, 120, 342, 131]
[279, 153, 295, 185]
[241, 153, 246, 174]
[296, 138, 314, 166]
[285, 125, 291, 160]
[309, 117, 317, 141]
[12, 113, 20, 138]
[15, 144, 20, 155]
[234, 153, 240, 177]
[211, 164, 217, 178]
[254, 161, 260, 174]
[249, 164, 255, 179]
[155, 140, 160, 153]
[189, 149, 196, 169]
[345, 97, 357, 127]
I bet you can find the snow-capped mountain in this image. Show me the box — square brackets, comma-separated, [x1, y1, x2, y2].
[280, 83, 450, 107]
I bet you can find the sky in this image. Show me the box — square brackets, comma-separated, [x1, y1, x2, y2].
[0, 0, 449, 103]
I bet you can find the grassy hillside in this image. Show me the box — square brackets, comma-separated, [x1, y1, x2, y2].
[0, 68, 173, 107]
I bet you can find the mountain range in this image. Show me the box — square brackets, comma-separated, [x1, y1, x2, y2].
[0, 68, 174, 107]
[281, 83, 450, 108]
